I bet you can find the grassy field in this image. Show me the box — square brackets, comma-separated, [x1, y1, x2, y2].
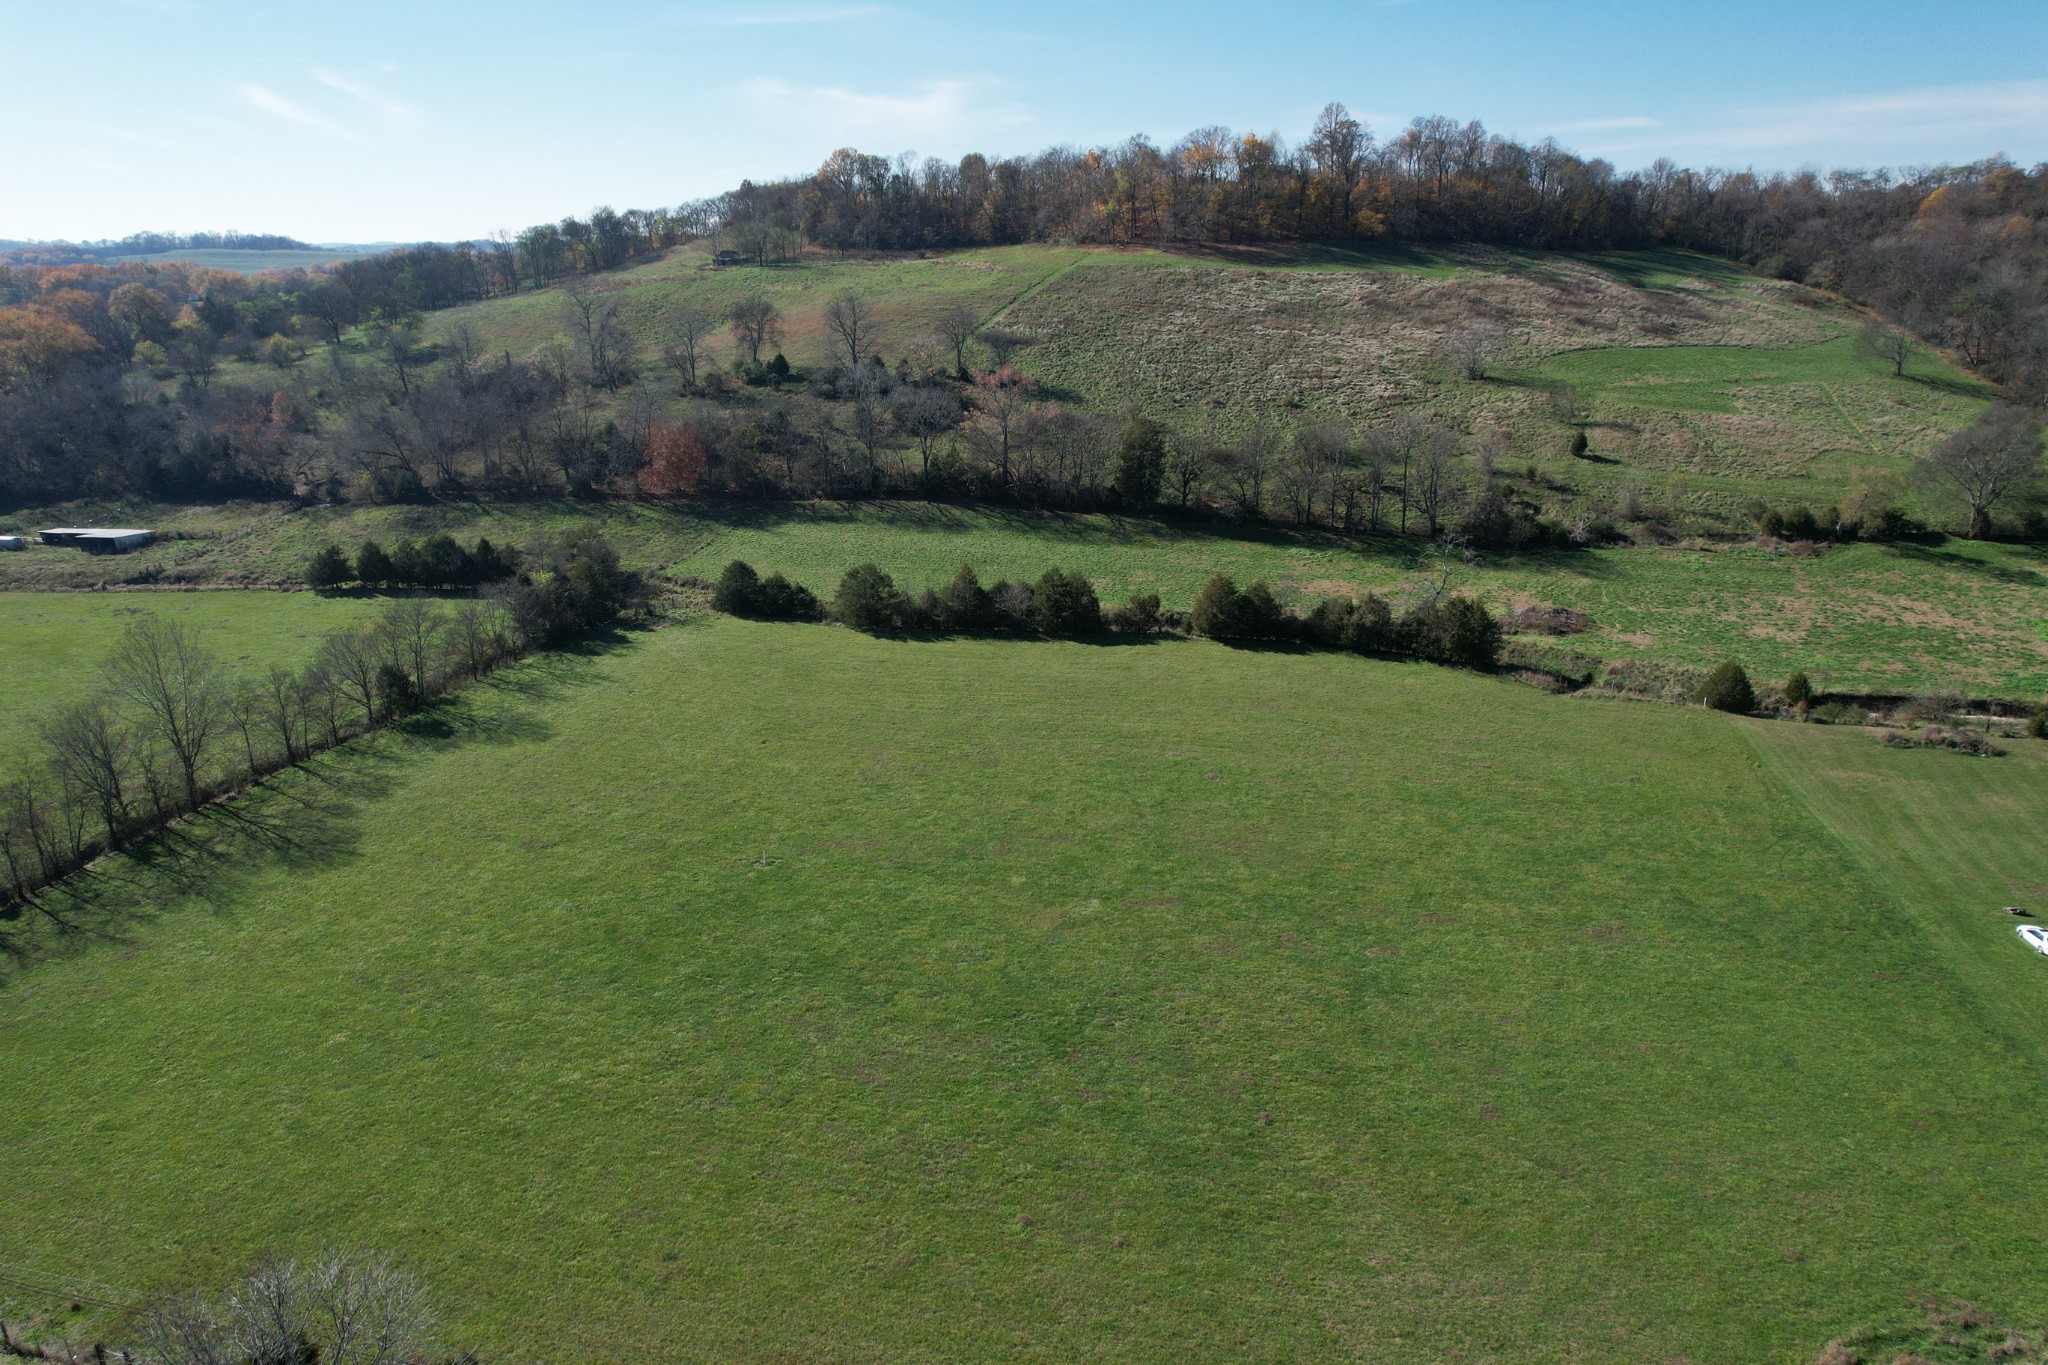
[6, 502, 2045, 696]
[0, 590, 386, 765]
[2, 617, 2046, 1361]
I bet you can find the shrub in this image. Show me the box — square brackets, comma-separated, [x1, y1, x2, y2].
[2027, 710, 2048, 740]
[355, 539, 394, 587]
[1695, 661, 1756, 713]
[1810, 701, 1867, 726]
[1030, 568, 1102, 637]
[376, 662, 422, 719]
[472, 536, 513, 581]
[935, 563, 995, 631]
[835, 563, 906, 632]
[1190, 575, 1241, 638]
[416, 533, 475, 586]
[991, 579, 1033, 629]
[1112, 418, 1167, 506]
[756, 572, 821, 621]
[1397, 596, 1502, 668]
[712, 560, 763, 614]
[305, 543, 352, 588]
[1105, 592, 1162, 634]
[1569, 429, 1588, 459]
[1783, 671, 1814, 709]
[389, 537, 424, 586]
[500, 529, 643, 646]
[1305, 595, 1394, 653]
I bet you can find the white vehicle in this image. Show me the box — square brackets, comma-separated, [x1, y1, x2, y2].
[2019, 924, 2048, 956]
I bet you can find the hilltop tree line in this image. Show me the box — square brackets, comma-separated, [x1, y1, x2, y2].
[0, 530, 639, 910]
[0, 230, 318, 267]
[2, 105, 2045, 520]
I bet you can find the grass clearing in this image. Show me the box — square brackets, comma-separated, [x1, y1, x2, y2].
[7, 500, 2045, 695]
[2, 619, 2046, 1361]
[0, 589, 386, 764]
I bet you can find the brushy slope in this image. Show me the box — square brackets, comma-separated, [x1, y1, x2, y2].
[2, 618, 2045, 1362]
[6, 501, 2045, 695]
[409, 241, 1993, 522]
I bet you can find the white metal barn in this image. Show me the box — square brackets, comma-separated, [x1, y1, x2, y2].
[39, 527, 156, 554]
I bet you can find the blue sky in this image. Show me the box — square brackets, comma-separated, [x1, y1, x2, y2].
[3, 0, 2045, 243]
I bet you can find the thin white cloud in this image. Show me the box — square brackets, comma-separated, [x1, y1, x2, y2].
[1575, 80, 2048, 162]
[312, 69, 419, 127]
[239, 83, 360, 142]
[740, 77, 1031, 148]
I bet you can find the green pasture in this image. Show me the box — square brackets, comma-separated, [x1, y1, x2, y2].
[6, 500, 2045, 695]
[1, 618, 2045, 1362]
[0, 589, 385, 765]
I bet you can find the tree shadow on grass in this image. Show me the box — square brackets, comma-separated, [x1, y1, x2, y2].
[0, 635, 627, 988]
[1901, 370, 1997, 400]
[1884, 541, 2046, 587]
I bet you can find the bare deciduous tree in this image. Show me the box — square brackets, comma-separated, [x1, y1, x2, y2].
[138, 1249, 437, 1365]
[934, 304, 979, 378]
[1448, 323, 1506, 380]
[1856, 319, 1912, 377]
[978, 326, 1030, 369]
[823, 291, 882, 371]
[1917, 403, 2043, 537]
[39, 699, 131, 849]
[1164, 431, 1208, 509]
[103, 617, 227, 813]
[565, 284, 637, 391]
[661, 303, 715, 393]
[728, 293, 783, 367]
[1412, 427, 1466, 536]
[891, 384, 963, 477]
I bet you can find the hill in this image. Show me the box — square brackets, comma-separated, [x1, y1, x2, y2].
[3, 616, 2046, 1361]
[407, 241, 1992, 527]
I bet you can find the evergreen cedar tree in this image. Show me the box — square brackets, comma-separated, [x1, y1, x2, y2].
[314, 536, 511, 589]
[719, 559, 1503, 668]
[1696, 662, 1757, 713]
[713, 559, 821, 620]
[1194, 573, 1500, 668]
[306, 543, 351, 588]
[834, 563, 906, 632]
[1783, 671, 1815, 708]
[1113, 419, 1168, 507]
[1029, 568, 1102, 636]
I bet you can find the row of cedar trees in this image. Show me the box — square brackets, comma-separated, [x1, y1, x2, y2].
[305, 533, 517, 589]
[0, 532, 640, 912]
[712, 559, 1502, 669]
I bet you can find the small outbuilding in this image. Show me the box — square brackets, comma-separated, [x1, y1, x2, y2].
[40, 527, 155, 554]
[0, 535, 24, 551]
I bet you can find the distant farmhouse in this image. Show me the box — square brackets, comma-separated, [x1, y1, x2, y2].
[39, 526, 155, 554]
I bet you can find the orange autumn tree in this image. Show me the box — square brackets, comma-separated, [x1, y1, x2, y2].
[637, 421, 710, 496]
